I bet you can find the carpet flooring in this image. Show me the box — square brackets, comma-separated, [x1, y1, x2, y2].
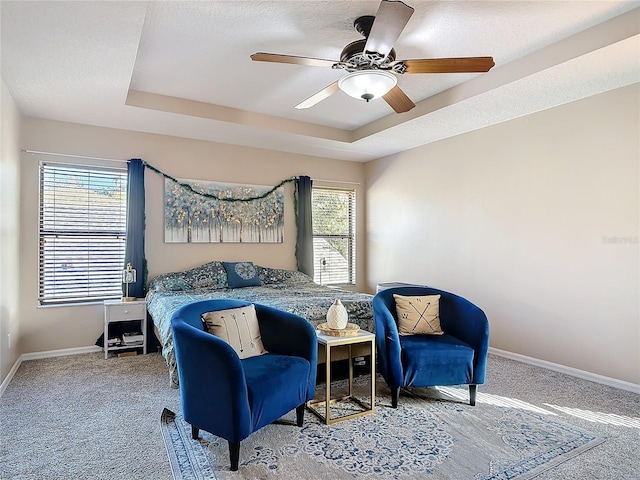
[161, 377, 604, 479]
[1, 352, 638, 479]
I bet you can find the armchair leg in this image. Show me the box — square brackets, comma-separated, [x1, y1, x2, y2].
[228, 441, 240, 471]
[296, 404, 305, 427]
[391, 386, 400, 408]
[469, 384, 477, 406]
[191, 425, 199, 439]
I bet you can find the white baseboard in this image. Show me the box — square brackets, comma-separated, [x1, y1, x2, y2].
[0, 345, 102, 397]
[20, 345, 102, 361]
[489, 347, 640, 394]
[0, 356, 23, 398]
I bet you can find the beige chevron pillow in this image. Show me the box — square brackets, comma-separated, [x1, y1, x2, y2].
[394, 294, 444, 336]
[201, 304, 267, 359]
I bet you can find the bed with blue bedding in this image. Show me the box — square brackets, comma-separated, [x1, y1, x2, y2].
[146, 261, 374, 388]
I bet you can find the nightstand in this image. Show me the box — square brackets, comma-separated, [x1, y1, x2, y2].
[103, 299, 147, 359]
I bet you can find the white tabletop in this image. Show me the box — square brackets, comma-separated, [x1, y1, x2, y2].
[315, 329, 375, 346]
[104, 298, 146, 305]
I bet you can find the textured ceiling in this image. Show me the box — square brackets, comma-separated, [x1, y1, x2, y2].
[1, 1, 639, 162]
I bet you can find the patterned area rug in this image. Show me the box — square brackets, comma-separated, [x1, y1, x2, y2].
[161, 379, 604, 480]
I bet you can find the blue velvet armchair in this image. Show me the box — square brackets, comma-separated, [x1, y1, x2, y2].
[373, 287, 489, 407]
[171, 299, 317, 471]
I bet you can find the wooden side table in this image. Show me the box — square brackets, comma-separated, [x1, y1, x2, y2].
[103, 299, 147, 359]
[307, 329, 375, 425]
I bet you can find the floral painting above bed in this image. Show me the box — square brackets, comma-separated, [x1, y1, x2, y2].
[164, 178, 284, 243]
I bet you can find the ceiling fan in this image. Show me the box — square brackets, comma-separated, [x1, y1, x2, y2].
[250, 0, 495, 114]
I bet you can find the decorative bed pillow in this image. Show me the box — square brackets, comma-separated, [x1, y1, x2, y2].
[157, 275, 192, 292]
[222, 261, 262, 288]
[189, 261, 228, 290]
[201, 304, 267, 359]
[393, 294, 444, 336]
[148, 261, 228, 292]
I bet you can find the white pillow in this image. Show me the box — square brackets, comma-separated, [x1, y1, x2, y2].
[393, 294, 444, 336]
[201, 304, 267, 359]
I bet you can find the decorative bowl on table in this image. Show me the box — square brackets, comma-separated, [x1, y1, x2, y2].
[317, 322, 360, 337]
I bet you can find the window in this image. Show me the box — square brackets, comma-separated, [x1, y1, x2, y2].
[39, 162, 127, 305]
[312, 187, 356, 285]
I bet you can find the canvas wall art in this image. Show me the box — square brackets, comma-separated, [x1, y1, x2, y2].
[164, 178, 284, 243]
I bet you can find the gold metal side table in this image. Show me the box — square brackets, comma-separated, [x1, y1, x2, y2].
[307, 329, 376, 425]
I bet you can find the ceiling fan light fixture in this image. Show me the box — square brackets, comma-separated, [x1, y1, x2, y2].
[338, 70, 397, 102]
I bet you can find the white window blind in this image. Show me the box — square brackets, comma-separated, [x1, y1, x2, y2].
[312, 187, 356, 285]
[39, 162, 127, 304]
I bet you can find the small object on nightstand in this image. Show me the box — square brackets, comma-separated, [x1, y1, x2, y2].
[122, 331, 144, 345]
[121, 263, 137, 302]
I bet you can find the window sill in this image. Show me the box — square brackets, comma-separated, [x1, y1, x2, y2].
[38, 298, 121, 309]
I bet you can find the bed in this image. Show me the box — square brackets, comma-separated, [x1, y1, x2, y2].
[146, 261, 374, 388]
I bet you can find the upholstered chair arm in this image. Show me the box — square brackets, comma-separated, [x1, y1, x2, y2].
[372, 294, 404, 387]
[255, 304, 316, 362]
[439, 295, 490, 385]
[171, 318, 252, 443]
[255, 303, 318, 398]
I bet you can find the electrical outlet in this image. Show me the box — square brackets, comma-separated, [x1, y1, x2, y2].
[7, 333, 11, 349]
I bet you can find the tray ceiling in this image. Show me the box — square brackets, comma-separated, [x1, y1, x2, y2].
[1, 1, 639, 161]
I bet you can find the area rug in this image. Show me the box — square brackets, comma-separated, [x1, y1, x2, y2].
[161, 379, 604, 480]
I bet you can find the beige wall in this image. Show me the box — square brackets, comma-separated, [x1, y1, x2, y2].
[1, 79, 22, 384]
[6, 85, 638, 387]
[366, 84, 640, 385]
[19, 118, 366, 355]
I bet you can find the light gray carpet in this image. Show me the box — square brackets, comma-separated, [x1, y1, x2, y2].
[161, 378, 604, 480]
[1, 352, 638, 479]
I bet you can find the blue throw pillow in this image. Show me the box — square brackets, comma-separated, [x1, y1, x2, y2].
[223, 261, 262, 288]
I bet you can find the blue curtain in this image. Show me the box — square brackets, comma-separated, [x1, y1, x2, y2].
[295, 176, 314, 278]
[124, 159, 146, 298]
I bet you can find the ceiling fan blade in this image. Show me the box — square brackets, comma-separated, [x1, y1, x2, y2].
[295, 81, 340, 109]
[251, 52, 338, 68]
[398, 57, 495, 74]
[383, 85, 415, 113]
[364, 0, 414, 61]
